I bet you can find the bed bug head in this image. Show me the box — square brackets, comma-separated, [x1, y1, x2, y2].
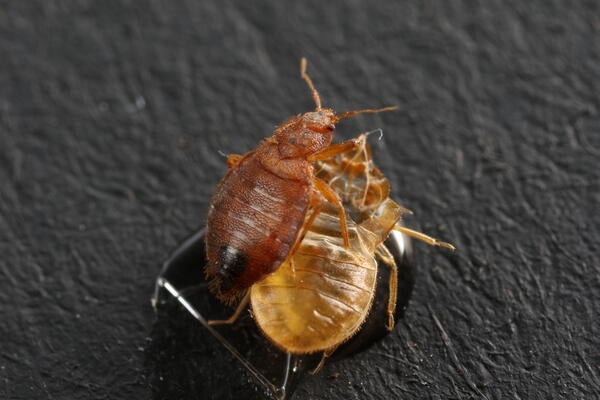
[274, 108, 337, 157]
[275, 59, 397, 158]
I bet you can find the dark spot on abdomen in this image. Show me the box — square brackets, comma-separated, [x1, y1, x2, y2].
[216, 245, 249, 292]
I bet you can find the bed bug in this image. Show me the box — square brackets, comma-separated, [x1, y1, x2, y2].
[211, 134, 454, 373]
[205, 59, 396, 303]
[250, 136, 401, 370]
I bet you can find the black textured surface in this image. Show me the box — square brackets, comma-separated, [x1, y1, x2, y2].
[1, 1, 598, 399]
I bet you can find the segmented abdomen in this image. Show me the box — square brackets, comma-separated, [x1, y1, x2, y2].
[205, 155, 310, 301]
[250, 203, 381, 353]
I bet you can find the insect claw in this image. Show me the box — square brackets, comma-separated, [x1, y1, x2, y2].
[386, 313, 395, 331]
[398, 206, 414, 216]
[436, 241, 456, 251]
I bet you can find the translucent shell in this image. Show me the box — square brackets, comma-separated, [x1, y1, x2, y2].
[315, 135, 391, 223]
[250, 135, 402, 353]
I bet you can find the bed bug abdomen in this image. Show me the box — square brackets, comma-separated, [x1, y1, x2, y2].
[205, 155, 311, 302]
[212, 245, 250, 293]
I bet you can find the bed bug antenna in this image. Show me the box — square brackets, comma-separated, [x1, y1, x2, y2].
[335, 106, 398, 123]
[300, 57, 322, 111]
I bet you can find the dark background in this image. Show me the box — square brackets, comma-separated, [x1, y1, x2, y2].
[1, 1, 598, 399]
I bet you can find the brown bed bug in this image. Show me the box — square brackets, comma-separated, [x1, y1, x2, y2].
[211, 134, 454, 373]
[205, 59, 396, 303]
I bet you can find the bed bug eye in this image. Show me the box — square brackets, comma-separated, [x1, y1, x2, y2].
[327, 124, 335, 131]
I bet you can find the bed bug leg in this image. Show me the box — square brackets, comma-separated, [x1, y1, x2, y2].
[207, 292, 250, 326]
[286, 192, 324, 260]
[226, 154, 243, 169]
[312, 177, 350, 248]
[375, 244, 399, 331]
[307, 138, 361, 162]
[394, 226, 456, 250]
[310, 347, 337, 375]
